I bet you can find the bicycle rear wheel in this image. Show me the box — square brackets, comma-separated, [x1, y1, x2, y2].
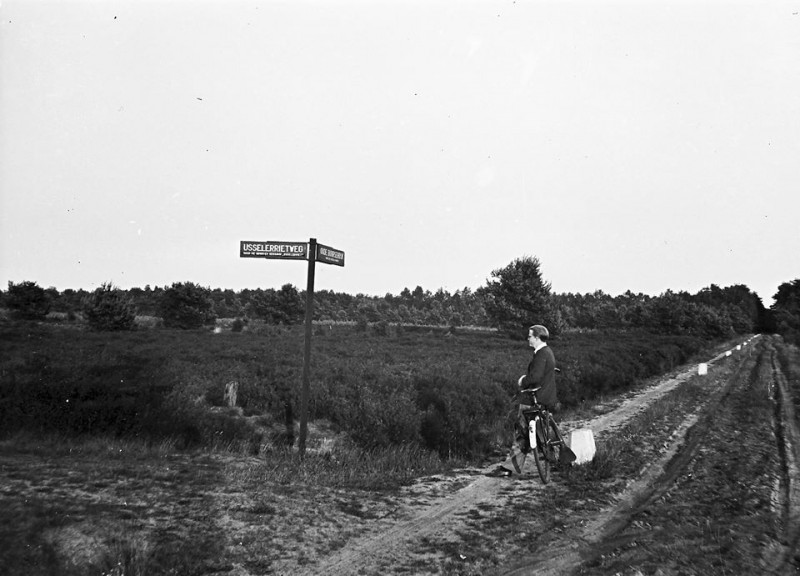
[532, 418, 550, 484]
[545, 415, 563, 467]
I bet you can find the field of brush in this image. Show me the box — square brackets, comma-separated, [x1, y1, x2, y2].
[0, 319, 714, 458]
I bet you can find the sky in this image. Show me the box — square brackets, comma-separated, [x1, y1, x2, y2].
[1, 0, 798, 306]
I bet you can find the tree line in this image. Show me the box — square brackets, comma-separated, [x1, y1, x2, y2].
[2, 255, 793, 340]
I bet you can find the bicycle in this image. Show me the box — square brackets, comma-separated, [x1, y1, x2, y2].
[517, 387, 573, 483]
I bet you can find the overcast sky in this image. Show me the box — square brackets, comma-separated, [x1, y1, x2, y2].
[1, 0, 798, 305]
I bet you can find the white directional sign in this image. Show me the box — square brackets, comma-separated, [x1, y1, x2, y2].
[239, 241, 307, 260]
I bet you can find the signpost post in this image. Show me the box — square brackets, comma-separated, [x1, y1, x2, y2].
[299, 238, 317, 457]
[240, 237, 344, 456]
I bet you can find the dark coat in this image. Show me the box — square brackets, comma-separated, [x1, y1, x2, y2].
[520, 345, 557, 408]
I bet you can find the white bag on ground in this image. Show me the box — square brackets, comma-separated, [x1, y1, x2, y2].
[567, 429, 596, 465]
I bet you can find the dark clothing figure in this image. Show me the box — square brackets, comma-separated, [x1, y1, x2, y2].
[519, 344, 557, 409]
[489, 324, 558, 477]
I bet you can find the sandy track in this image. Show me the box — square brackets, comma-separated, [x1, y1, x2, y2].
[562, 365, 697, 438]
[296, 474, 498, 575]
[302, 354, 717, 575]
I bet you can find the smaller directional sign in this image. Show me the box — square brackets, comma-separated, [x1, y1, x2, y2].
[316, 243, 345, 267]
[240, 241, 307, 260]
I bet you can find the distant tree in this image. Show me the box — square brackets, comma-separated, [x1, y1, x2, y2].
[772, 280, 800, 314]
[127, 285, 158, 316]
[6, 281, 51, 320]
[448, 312, 464, 327]
[250, 284, 304, 325]
[396, 304, 412, 323]
[356, 302, 381, 324]
[694, 283, 763, 333]
[231, 317, 246, 332]
[411, 286, 429, 308]
[159, 282, 216, 329]
[724, 303, 754, 334]
[772, 279, 800, 343]
[399, 287, 413, 305]
[693, 305, 733, 339]
[82, 282, 137, 331]
[58, 288, 85, 314]
[480, 256, 558, 338]
[649, 291, 691, 334]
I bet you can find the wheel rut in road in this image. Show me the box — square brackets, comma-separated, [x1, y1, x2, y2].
[767, 341, 800, 572]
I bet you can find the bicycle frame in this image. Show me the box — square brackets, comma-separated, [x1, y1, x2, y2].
[519, 387, 566, 483]
[523, 406, 548, 450]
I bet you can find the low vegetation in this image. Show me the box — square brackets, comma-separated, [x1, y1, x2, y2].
[1, 318, 716, 461]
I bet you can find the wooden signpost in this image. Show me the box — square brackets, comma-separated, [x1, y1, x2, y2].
[240, 237, 344, 456]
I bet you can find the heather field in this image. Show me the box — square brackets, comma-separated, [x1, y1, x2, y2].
[0, 319, 710, 457]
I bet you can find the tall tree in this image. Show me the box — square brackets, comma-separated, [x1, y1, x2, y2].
[480, 255, 557, 338]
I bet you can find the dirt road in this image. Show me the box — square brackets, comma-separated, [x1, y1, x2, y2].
[298, 367, 700, 575]
[302, 337, 791, 576]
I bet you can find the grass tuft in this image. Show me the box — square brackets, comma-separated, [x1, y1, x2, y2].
[97, 532, 153, 576]
[236, 443, 463, 490]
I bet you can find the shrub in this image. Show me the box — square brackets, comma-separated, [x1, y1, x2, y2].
[317, 364, 421, 449]
[82, 282, 137, 331]
[231, 317, 246, 332]
[248, 284, 304, 325]
[373, 320, 390, 336]
[414, 370, 509, 457]
[6, 281, 51, 320]
[158, 282, 216, 329]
